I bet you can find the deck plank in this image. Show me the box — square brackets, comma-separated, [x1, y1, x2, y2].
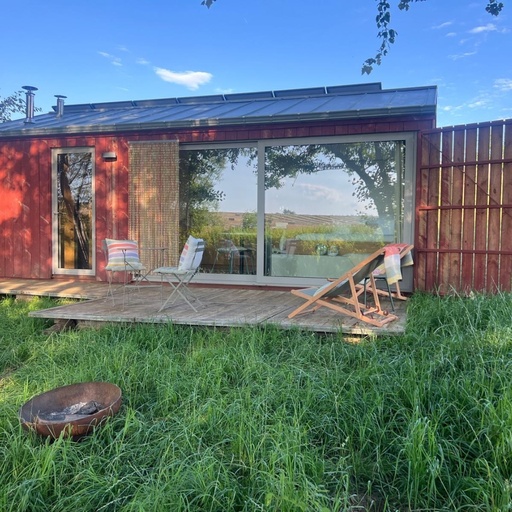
[0, 279, 407, 335]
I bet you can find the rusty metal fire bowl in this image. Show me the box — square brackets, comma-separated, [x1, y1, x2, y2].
[19, 382, 122, 439]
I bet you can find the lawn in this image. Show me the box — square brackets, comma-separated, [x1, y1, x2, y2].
[1, 293, 511, 511]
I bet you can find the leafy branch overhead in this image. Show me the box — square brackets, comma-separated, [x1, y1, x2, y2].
[362, 0, 504, 74]
[201, 0, 504, 74]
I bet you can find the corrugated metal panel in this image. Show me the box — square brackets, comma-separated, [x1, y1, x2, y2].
[0, 82, 437, 137]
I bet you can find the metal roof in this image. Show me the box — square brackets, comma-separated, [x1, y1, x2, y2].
[0, 82, 437, 137]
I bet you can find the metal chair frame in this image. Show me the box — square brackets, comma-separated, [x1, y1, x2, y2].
[154, 238, 206, 312]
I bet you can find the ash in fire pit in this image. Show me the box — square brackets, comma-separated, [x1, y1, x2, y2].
[37, 401, 105, 422]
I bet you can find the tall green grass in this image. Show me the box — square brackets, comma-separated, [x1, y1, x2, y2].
[1, 292, 512, 511]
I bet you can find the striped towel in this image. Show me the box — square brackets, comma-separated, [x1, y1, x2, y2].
[373, 244, 413, 285]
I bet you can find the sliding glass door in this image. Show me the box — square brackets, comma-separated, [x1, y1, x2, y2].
[179, 133, 415, 285]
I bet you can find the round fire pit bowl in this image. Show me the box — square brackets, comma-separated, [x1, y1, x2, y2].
[19, 382, 122, 439]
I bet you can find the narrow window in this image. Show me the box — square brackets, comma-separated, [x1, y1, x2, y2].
[52, 148, 94, 274]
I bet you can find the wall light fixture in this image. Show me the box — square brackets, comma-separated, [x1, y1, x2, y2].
[102, 151, 117, 161]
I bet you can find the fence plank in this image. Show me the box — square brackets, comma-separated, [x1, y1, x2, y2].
[438, 130, 453, 293]
[474, 126, 490, 291]
[449, 128, 464, 291]
[488, 125, 503, 291]
[461, 127, 478, 292]
[426, 132, 441, 290]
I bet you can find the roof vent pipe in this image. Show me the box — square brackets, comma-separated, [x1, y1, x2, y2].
[22, 85, 38, 124]
[55, 95, 66, 117]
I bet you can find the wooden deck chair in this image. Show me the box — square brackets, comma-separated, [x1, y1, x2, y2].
[103, 238, 148, 305]
[362, 243, 414, 310]
[287, 246, 398, 328]
[153, 236, 205, 312]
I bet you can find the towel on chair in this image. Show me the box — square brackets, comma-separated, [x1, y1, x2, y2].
[373, 243, 413, 285]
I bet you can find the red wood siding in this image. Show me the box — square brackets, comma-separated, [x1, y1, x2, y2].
[0, 115, 434, 280]
[0, 135, 130, 279]
[416, 120, 512, 293]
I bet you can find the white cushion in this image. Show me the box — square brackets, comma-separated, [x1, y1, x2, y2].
[178, 236, 203, 270]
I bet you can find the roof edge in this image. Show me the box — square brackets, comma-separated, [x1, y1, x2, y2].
[0, 105, 437, 138]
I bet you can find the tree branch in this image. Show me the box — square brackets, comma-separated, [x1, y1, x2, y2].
[362, 0, 504, 74]
[199, 0, 505, 75]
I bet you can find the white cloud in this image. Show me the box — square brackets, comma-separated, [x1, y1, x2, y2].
[468, 99, 490, 109]
[433, 21, 453, 29]
[98, 51, 122, 67]
[154, 67, 212, 90]
[215, 88, 235, 95]
[494, 78, 512, 92]
[299, 183, 345, 203]
[136, 58, 150, 65]
[441, 91, 496, 117]
[469, 23, 497, 34]
[441, 104, 463, 113]
[448, 51, 477, 60]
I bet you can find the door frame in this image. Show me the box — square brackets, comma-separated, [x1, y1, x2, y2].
[51, 147, 96, 276]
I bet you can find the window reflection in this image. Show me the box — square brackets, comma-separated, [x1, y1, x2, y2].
[179, 147, 257, 275]
[264, 141, 405, 278]
[178, 140, 406, 280]
[56, 151, 93, 270]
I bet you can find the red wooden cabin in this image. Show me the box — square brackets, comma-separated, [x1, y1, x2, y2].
[10, 82, 497, 294]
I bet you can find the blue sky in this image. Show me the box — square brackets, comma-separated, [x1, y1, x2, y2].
[1, 0, 510, 127]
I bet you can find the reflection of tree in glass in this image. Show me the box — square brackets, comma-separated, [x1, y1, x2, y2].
[264, 142, 403, 219]
[179, 148, 244, 235]
[57, 152, 92, 268]
[327, 142, 403, 220]
[179, 142, 403, 236]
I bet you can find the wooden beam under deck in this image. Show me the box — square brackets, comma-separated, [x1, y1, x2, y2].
[0, 279, 407, 336]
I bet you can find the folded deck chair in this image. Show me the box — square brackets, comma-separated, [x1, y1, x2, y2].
[103, 238, 148, 305]
[153, 236, 205, 312]
[287, 246, 398, 328]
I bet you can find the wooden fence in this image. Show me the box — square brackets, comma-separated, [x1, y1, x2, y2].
[416, 119, 512, 293]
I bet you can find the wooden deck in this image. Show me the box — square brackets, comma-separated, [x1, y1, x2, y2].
[0, 279, 407, 336]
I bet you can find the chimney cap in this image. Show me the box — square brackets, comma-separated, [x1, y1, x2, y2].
[22, 85, 37, 124]
[55, 95, 66, 118]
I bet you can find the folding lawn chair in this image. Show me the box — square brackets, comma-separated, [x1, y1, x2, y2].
[153, 236, 205, 312]
[287, 246, 398, 328]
